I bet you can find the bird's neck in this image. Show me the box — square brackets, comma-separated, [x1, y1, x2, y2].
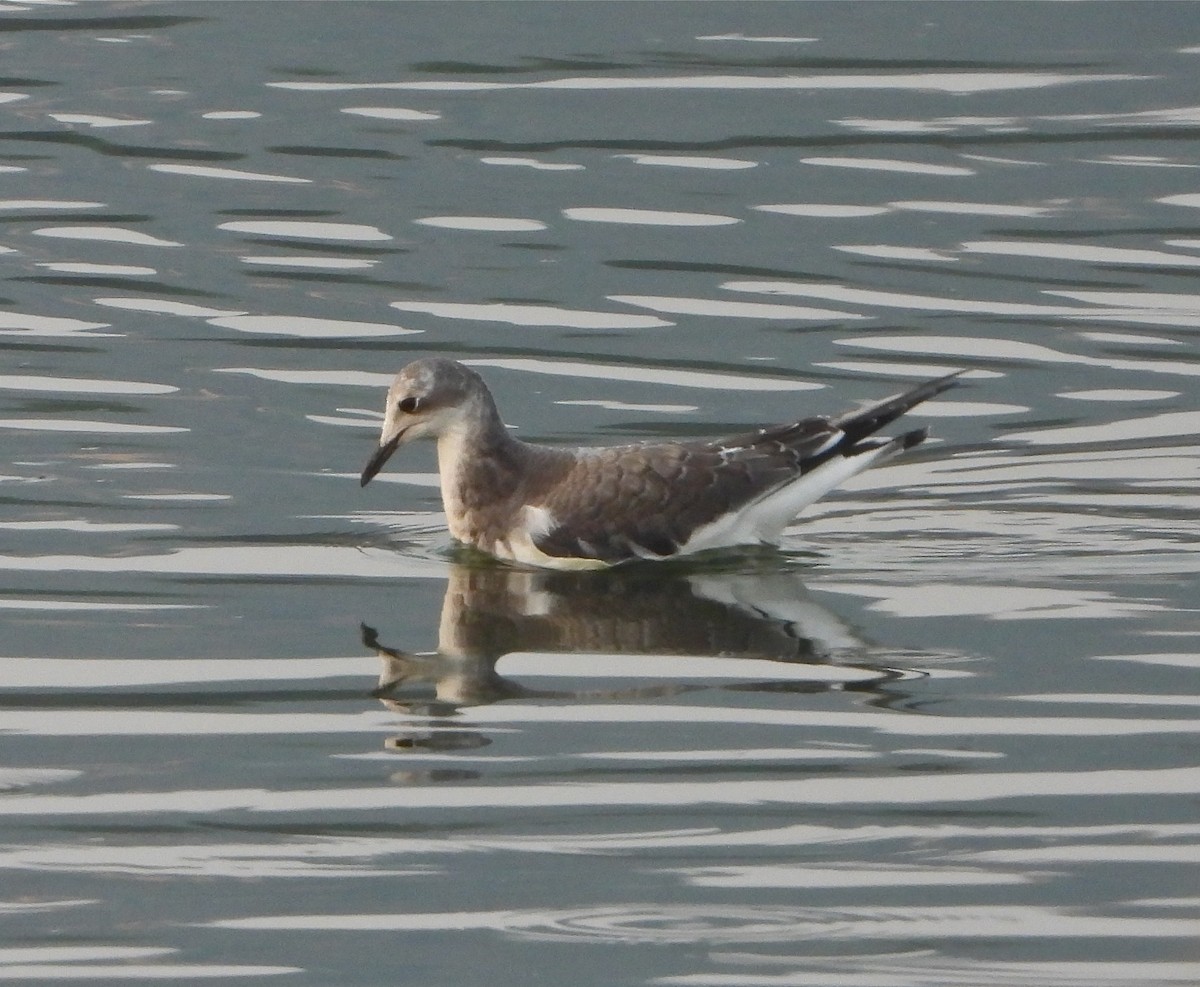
[435, 396, 531, 542]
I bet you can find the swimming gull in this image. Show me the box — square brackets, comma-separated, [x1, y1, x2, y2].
[360, 358, 962, 568]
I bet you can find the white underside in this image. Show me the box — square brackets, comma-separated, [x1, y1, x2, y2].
[674, 441, 898, 557]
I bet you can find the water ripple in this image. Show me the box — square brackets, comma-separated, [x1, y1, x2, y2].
[269, 71, 1141, 95]
[3, 767, 1197, 815]
[148, 163, 311, 184]
[209, 902, 1197, 944]
[661, 955, 1200, 987]
[4, 9, 1197, 984]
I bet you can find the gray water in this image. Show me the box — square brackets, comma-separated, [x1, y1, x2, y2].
[2, 2, 1198, 984]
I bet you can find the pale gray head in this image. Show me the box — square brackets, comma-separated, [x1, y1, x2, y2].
[359, 358, 490, 486]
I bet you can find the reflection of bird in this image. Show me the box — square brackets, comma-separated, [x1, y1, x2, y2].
[362, 563, 900, 712]
[360, 358, 962, 569]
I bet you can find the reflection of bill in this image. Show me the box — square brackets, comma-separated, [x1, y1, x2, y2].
[362, 562, 909, 717]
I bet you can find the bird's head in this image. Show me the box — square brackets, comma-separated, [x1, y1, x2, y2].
[359, 358, 483, 486]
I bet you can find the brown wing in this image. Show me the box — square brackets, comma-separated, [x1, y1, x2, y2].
[531, 418, 842, 563]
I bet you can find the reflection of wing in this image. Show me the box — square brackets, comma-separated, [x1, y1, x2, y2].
[432, 563, 868, 662]
[532, 419, 843, 563]
[688, 573, 867, 654]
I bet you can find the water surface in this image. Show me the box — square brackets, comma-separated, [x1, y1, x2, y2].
[1, 3, 1198, 985]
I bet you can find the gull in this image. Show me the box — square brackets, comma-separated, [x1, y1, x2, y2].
[360, 358, 962, 569]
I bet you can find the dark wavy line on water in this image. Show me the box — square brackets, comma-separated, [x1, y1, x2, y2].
[428, 126, 1200, 153]
[0, 213, 156, 226]
[12, 397, 150, 415]
[14, 276, 224, 294]
[607, 260, 840, 280]
[0, 340, 97, 356]
[0, 14, 205, 33]
[639, 55, 1107, 72]
[268, 145, 409, 161]
[408, 57, 1104, 75]
[9, 122, 1197, 162]
[0, 690, 373, 710]
[0, 131, 241, 161]
[16, 277, 224, 300]
[245, 272, 408, 289]
[0, 76, 56, 88]
[229, 238, 408, 257]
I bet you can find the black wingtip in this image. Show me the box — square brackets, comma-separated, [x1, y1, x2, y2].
[896, 368, 967, 405]
[835, 369, 966, 444]
[926, 368, 968, 395]
[900, 426, 929, 450]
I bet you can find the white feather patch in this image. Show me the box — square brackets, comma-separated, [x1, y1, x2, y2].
[498, 505, 612, 570]
[677, 439, 901, 555]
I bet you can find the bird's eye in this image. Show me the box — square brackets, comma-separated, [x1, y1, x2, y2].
[397, 396, 420, 414]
